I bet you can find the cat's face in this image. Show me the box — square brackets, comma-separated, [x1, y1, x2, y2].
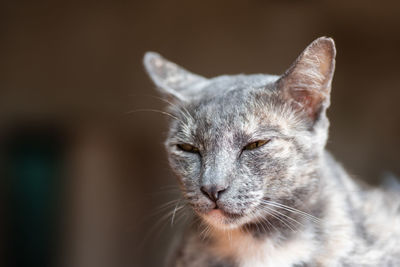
[144, 37, 336, 230]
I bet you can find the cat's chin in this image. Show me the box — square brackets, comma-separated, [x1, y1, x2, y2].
[200, 209, 244, 229]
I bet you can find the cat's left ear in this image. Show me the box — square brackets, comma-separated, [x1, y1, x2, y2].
[144, 52, 208, 101]
[277, 37, 336, 120]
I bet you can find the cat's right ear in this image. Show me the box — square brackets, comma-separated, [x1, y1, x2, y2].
[277, 37, 336, 121]
[143, 52, 208, 101]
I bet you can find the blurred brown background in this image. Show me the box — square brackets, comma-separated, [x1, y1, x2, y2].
[1, 1, 399, 267]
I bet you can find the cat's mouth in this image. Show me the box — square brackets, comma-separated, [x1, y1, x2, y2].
[205, 203, 243, 219]
[218, 209, 243, 219]
[200, 208, 244, 228]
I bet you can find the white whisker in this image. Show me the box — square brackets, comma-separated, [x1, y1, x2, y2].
[262, 200, 321, 223]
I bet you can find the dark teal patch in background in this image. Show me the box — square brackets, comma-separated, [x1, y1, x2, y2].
[4, 126, 66, 267]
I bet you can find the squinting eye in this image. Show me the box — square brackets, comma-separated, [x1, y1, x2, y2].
[177, 144, 199, 153]
[244, 140, 270, 150]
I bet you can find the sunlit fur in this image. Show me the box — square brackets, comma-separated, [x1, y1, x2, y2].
[144, 37, 400, 267]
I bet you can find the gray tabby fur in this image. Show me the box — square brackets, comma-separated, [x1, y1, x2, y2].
[143, 37, 400, 267]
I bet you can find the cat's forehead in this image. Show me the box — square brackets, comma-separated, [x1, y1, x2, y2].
[181, 88, 294, 141]
[199, 74, 279, 97]
[186, 75, 275, 120]
[188, 74, 279, 114]
[191, 89, 258, 123]
[169, 74, 306, 142]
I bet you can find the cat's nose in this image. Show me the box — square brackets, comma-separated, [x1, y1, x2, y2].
[200, 185, 228, 202]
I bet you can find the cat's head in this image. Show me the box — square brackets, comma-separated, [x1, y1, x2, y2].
[144, 37, 335, 230]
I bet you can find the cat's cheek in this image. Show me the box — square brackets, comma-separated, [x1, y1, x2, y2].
[169, 154, 201, 173]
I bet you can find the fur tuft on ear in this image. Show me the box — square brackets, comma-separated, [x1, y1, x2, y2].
[277, 37, 336, 120]
[143, 52, 207, 101]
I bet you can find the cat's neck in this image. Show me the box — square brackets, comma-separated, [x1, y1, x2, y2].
[200, 221, 318, 267]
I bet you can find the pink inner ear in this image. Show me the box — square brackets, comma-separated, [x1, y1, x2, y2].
[278, 37, 336, 121]
[289, 88, 324, 120]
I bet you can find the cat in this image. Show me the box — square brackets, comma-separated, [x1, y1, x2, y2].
[143, 37, 400, 267]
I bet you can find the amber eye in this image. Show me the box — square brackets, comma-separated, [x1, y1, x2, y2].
[177, 144, 199, 153]
[244, 140, 270, 150]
